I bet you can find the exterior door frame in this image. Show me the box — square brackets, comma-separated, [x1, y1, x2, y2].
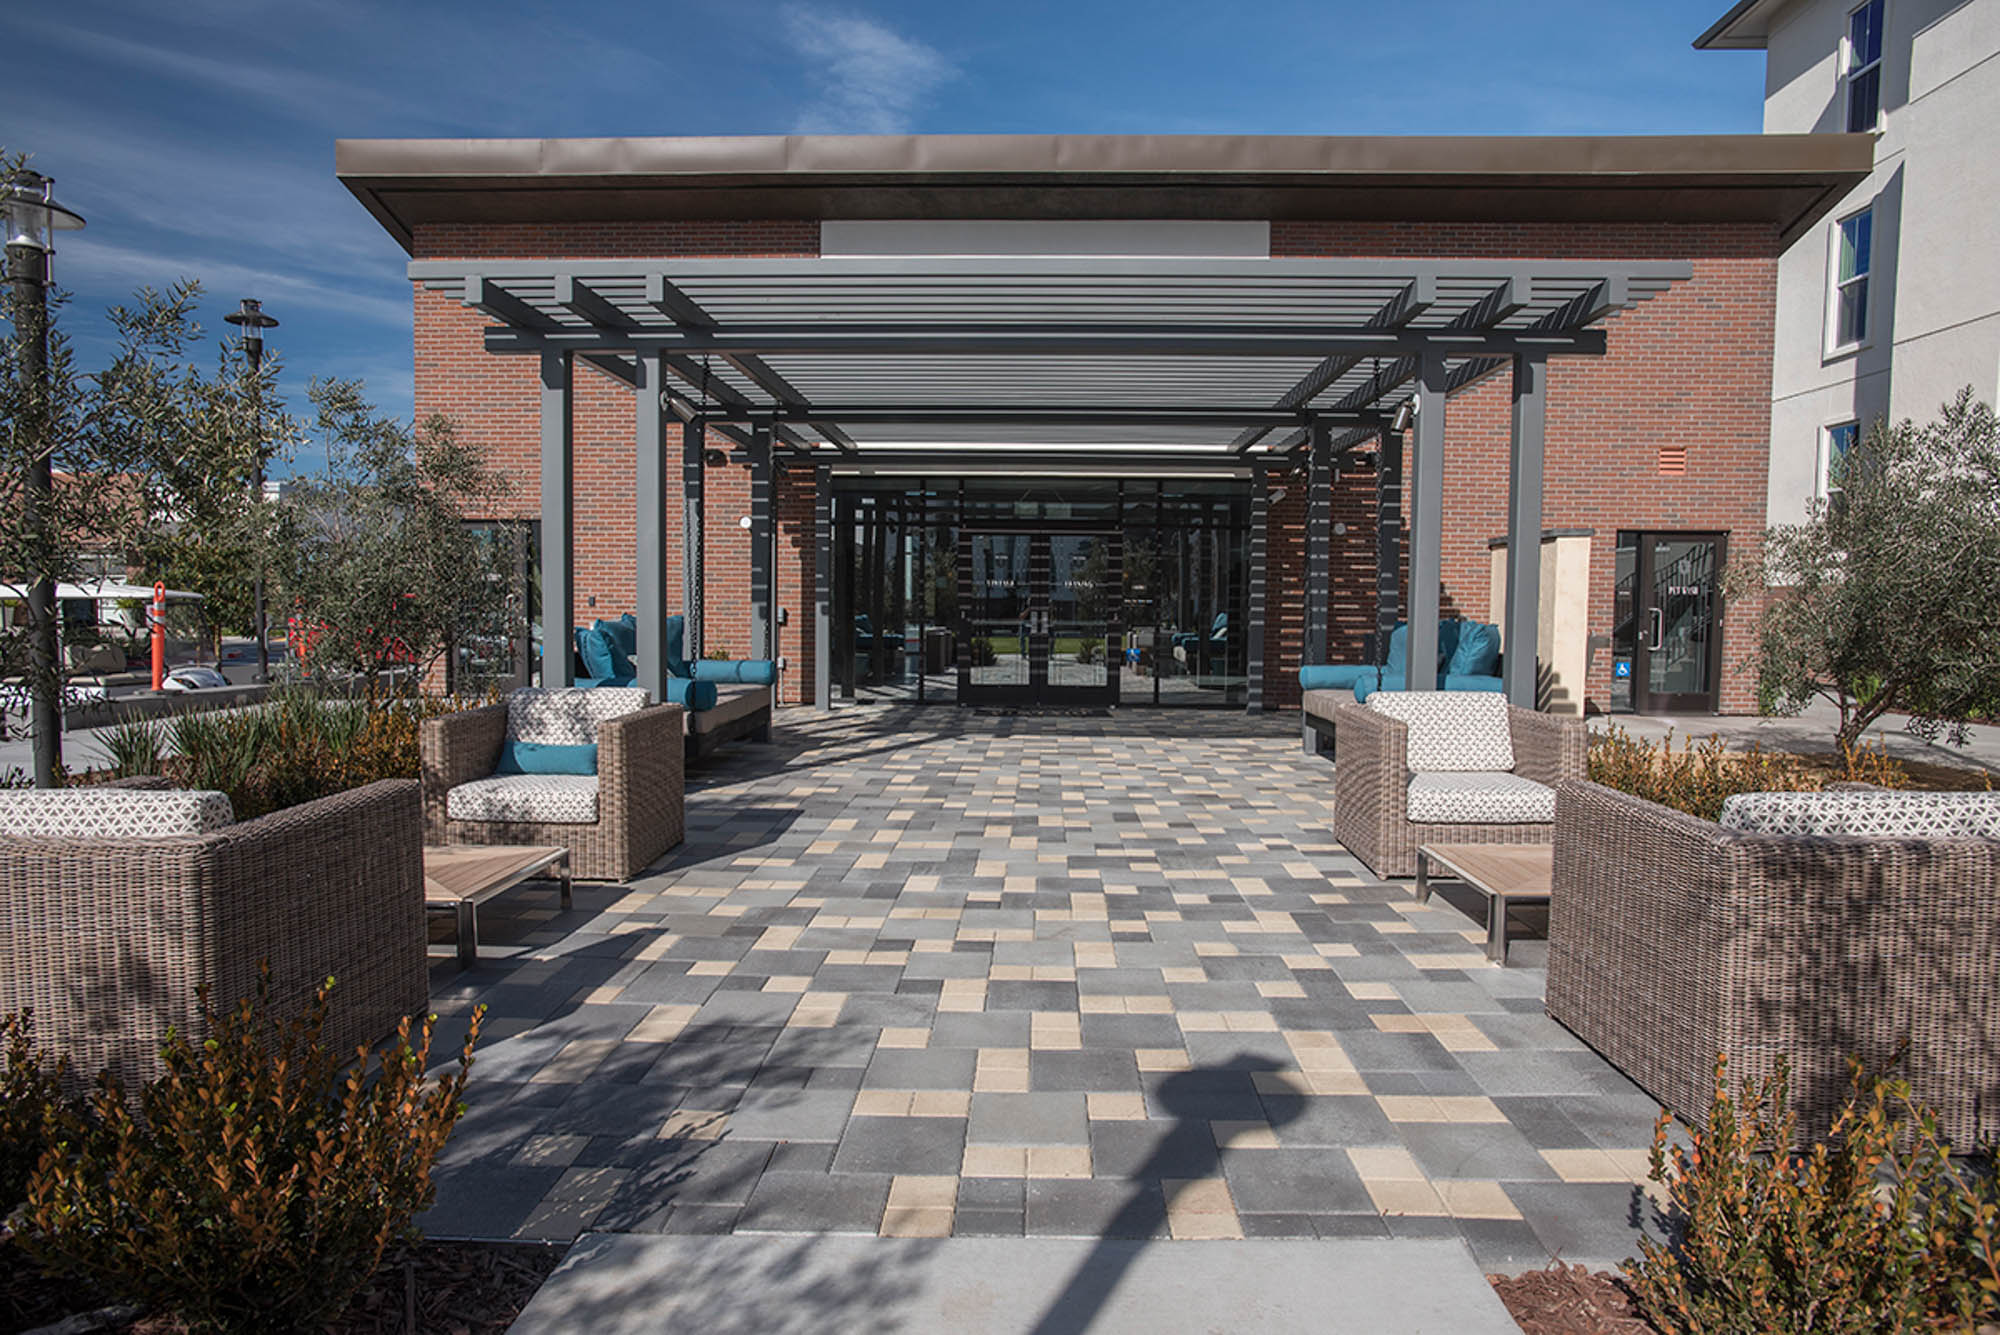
[1631, 530, 1727, 714]
[958, 522, 1120, 708]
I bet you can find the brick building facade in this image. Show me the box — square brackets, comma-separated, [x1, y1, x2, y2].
[350, 134, 1868, 716]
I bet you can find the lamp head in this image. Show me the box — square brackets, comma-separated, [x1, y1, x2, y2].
[1, 171, 86, 252]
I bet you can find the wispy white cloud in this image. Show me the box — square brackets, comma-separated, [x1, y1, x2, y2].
[58, 237, 409, 329]
[781, 5, 954, 134]
[17, 14, 424, 132]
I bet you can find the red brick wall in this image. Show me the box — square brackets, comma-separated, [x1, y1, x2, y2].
[413, 217, 1775, 714]
[1273, 222, 1775, 713]
[411, 221, 817, 696]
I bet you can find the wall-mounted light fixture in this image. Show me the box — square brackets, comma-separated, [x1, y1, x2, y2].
[1390, 400, 1415, 433]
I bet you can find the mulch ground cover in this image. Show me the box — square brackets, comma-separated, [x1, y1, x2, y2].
[1, 1238, 566, 1335]
[1491, 1264, 1659, 1335]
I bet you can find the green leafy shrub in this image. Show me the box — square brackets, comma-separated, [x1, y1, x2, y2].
[1587, 727, 1908, 822]
[0, 1010, 67, 1215]
[1626, 1056, 2000, 1333]
[19, 979, 483, 1334]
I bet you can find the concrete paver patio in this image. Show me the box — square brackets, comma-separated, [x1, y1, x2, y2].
[419, 706, 1666, 1272]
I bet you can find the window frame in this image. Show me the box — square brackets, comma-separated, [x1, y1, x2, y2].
[1819, 419, 1860, 499]
[1826, 205, 1874, 357]
[1843, 0, 1886, 132]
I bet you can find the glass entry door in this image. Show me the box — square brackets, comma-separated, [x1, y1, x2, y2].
[1613, 532, 1726, 713]
[960, 529, 1119, 708]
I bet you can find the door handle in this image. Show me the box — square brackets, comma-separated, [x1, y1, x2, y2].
[1647, 607, 1665, 653]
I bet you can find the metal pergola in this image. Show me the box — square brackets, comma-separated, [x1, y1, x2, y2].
[408, 254, 1692, 711]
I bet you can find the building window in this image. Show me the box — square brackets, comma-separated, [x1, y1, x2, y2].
[1830, 208, 1872, 352]
[1822, 420, 1859, 496]
[1845, 0, 1885, 131]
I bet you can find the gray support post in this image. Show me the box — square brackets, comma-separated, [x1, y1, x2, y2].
[1504, 354, 1548, 709]
[1246, 469, 1268, 713]
[1406, 355, 1448, 691]
[1375, 429, 1405, 664]
[813, 463, 832, 711]
[1305, 418, 1332, 667]
[539, 351, 573, 687]
[681, 416, 705, 660]
[634, 351, 668, 703]
[749, 423, 774, 660]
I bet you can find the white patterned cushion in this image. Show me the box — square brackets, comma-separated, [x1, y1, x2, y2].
[1406, 771, 1555, 824]
[0, 789, 234, 838]
[1366, 691, 1515, 773]
[505, 686, 649, 746]
[448, 774, 599, 825]
[1719, 790, 2000, 838]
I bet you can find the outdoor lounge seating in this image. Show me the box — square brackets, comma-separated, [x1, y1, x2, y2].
[1301, 620, 1504, 753]
[0, 778, 429, 1091]
[1547, 780, 2000, 1145]
[1330, 690, 1586, 879]
[574, 613, 774, 758]
[422, 686, 685, 882]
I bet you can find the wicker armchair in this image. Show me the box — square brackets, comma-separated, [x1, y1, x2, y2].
[0, 779, 428, 1092]
[1330, 696, 1587, 878]
[1547, 780, 2000, 1145]
[421, 696, 684, 882]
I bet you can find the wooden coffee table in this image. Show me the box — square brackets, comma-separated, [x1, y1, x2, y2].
[423, 844, 572, 968]
[1414, 843, 1554, 966]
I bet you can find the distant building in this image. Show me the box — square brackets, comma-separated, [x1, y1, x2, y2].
[1699, 0, 2000, 524]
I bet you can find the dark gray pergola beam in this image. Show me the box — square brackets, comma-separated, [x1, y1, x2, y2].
[556, 275, 637, 330]
[1405, 356, 1449, 691]
[1327, 279, 1533, 414]
[643, 273, 852, 453]
[634, 351, 670, 704]
[539, 352, 573, 687]
[466, 275, 559, 332]
[679, 405, 1385, 427]
[1230, 274, 1437, 453]
[1503, 355, 1548, 709]
[415, 255, 1693, 285]
[479, 325, 1607, 360]
[748, 422, 775, 659]
[581, 353, 638, 386]
[681, 416, 706, 659]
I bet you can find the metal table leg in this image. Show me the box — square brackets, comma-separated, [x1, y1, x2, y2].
[1414, 852, 1432, 905]
[1486, 895, 1508, 964]
[455, 900, 479, 969]
[557, 853, 573, 910]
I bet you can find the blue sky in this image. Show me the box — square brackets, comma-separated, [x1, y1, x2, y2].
[9, 0, 1764, 473]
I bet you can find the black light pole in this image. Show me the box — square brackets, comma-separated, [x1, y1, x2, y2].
[224, 297, 278, 683]
[3, 170, 85, 788]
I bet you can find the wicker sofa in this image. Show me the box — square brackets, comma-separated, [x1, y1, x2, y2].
[1547, 780, 2000, 1145]
[421, 687, 685, 882]
[0, 778, 429, 1092]
[1330, 692, 1587, 879]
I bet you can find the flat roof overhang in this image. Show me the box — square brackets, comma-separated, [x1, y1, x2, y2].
[338, 132, 1874, 252]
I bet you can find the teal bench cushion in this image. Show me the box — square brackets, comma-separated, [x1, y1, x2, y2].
[1299, 664, 1371, 692]
[1446, 621, 1501, 678]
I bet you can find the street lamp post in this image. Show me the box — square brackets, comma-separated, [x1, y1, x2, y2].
[224, 297, 278, 683]
[3, 170, 85, 788]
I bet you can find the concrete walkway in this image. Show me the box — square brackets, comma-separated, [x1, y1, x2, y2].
[505, 1234, 1521, 1334]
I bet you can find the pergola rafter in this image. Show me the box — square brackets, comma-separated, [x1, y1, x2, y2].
[415, 253, 1691, 711]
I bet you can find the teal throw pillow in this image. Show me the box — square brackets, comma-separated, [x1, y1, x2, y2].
[577, 626, 622, 682]
[496, 740, 598, 775]
[1446, 621, 1502, 678]
[595, 617, 638, 672]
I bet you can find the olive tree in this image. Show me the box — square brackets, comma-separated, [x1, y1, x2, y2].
[272, 379, 519, 694]
[1736, 387, 2000, 752]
